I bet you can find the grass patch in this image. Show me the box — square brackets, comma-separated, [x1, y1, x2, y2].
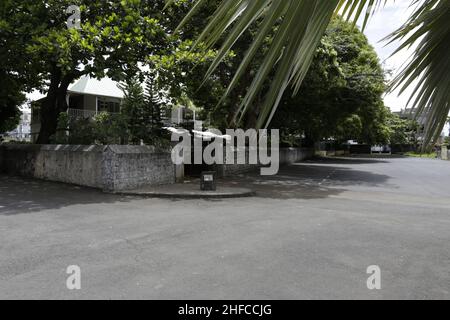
[404, 152, 437, 158]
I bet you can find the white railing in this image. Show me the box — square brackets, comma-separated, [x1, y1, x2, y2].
[67, 108, 100, 119]
[67, 108, 172, 123]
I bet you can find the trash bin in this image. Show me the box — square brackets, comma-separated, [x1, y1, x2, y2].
[200, 171, 216, 191]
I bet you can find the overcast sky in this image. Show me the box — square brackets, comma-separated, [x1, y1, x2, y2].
[360, 0, 418, 112]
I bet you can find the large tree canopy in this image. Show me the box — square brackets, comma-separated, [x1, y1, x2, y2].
[272, 18, 389, 146]
[0, 75, 25, 134]
[171, 0, 450, 149]
[0, 0, 35, 134]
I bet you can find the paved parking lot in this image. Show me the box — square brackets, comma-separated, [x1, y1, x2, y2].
[0, 156, 449, 299]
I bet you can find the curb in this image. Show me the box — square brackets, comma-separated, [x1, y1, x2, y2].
[106, 188, 255, 199]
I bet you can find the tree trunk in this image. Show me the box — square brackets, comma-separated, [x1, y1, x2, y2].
[36, 71, 74, 144]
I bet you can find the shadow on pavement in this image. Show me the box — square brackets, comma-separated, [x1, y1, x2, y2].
[0, 175, 132, 216]
[0, 157, 392, 213]
[221, 159, 391, 200]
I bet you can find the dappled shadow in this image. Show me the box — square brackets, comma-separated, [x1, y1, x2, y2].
[0, 175, 136, 216]
[220, 158, 392, 200]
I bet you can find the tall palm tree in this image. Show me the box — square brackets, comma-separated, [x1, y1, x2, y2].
[167, 0, 450, 148]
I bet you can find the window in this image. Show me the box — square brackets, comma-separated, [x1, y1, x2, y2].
[97, 97, 120, 113]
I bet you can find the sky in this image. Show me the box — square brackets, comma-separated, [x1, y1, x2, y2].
[361, 1, 449, 135]
[360, 0, 418, 112]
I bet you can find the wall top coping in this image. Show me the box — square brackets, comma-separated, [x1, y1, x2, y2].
[105, 145, 171, 155]
[41, 145, 107, 152]
[0, 144, 170, 154]
[1, 143, 312, 154]
[0, 144, 107, 152]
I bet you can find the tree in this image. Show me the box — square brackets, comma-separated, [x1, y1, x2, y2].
[2, 0, 173, 143]
[172, 0, 450, 149]
[0, 78, 24, 134]
[119, 78, 147, 145]
[386, 113, 420, 146]
[119, 76, 169, 147]
[271, 18, 389, 146]
[0, 0, 36, 133]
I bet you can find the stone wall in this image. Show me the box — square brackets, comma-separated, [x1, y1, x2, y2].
[0, 144, 175, 192]
[1, 144, 313, 189]
[102, 145, 175, 191]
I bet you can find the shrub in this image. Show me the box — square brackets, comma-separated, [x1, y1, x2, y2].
[92, 112, 128, 145]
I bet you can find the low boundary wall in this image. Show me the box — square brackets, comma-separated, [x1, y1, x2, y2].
[216, 147, 314, 177]
[0, 144, 175, 192]
[1, 144, 315, 189]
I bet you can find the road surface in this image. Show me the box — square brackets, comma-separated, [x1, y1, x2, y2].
[0, 156, 449, 299]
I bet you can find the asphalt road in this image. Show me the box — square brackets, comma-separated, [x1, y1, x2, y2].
[0, 156, 449, 299]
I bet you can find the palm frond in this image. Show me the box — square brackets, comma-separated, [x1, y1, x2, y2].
[169, 0, 450, 148]
[386, 0, 450, 148]
[167, 0, 382, 128]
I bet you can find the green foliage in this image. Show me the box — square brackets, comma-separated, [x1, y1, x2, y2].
[0, 2, 28, 134]
[386, 113, 419, 146]
[53, 111, 128, 145]
[119, 78, 147, 144]
[335, 115, 363, 142]
[53, 112, 70, 144]
[22, 0, 169, 80]
[174, 0, 450, 149]
[0, 72, 25, 133]
[55, 77, 172, 147]
[92, 112, 128, 145]
[0, 0, 176, 143]
[271, 18, 388, 146]
[67, 118, 95, 145]
[168, 0, 384, 129]
[404, 152, 437, 159]
[0, 100, 21, 134]
[150, 39, 235, 130]
[119, 77, 170, 147]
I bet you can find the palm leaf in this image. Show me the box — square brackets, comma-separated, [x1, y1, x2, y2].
[167, 0, 381, 127]
[169, 0, 450, 148]
[386, 0, 450, 149]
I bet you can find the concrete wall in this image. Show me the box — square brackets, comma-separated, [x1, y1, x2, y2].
[0, 144, 175, 192]
[441, 146, 448, 161]
[35, 145, 105, 188]
[279, 147, 314, 165]
[216, 147, 314, 177]
[437, 146, 450, 161]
